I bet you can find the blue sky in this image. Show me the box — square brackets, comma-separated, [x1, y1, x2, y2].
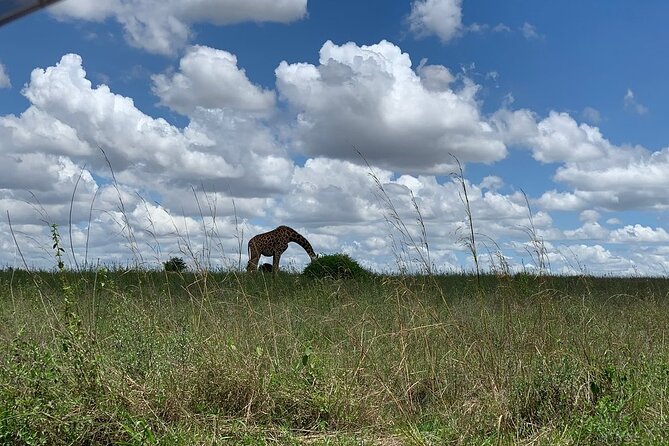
[0, 0, 668, 275]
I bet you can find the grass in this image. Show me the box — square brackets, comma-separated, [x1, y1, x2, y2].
[1, 269, 669, 444]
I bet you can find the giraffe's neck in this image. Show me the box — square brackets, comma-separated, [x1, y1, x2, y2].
[282, 226, 317, 259]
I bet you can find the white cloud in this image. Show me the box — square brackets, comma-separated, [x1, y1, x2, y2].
[480, 176, 503, 191]
[0, 154, 97, 208]
[494, 109, 611, 163]
[494, 105, 669, 212]
[579, 209, 600, 223]
[536, 190, 587, 211]
[0, 63, 10, 88]
[15, 53, 293, 198]
[555, 244, 636, 275]
[152, 45, 275, 115]
[492, 23, 511, 33]
[0, 107, 92, 157]
[21, 54, 235, 178]
[520, 22, 540, 40]
[416, 58, 455, 91]
[563, 222, 609, 241]
[273, 158, 386, 226]
[552, 146, 669, 210]
[531, 112, 611, 163]
[276, 40, 506, 173]
[610, 224, 669, 243]
[466, 23, 488, 34]
[51, 0, 308, 55]
[408, 0, 463, 43]
[624, 89, 648, 115]
[1, 43, 668, 275]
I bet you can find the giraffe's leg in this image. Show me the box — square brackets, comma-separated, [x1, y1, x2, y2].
[272, 254, 280, 275]
[247, 253, 260, 272]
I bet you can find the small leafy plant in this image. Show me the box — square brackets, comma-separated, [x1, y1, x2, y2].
[51, 223, 66, 271]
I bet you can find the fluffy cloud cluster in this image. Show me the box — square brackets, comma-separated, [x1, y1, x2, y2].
[408, 0, 463, 43]
[276, 40, 506, 173]
[493, 109, 611, 163]
[493, 107, 669, 212]
[1, 39, 668, 275]
[152, 46, 276, 115]
[610, 224, 669, 243]
[50, 0, 308, 54]
[0, 49, 295, 270]
[530, 141, 669, 213]
[10, 53, 291, 197]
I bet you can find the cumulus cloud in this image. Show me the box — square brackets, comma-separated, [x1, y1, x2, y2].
[416, 58, 455, 91]
[494, 109, 611, 163]
[0, 107, 92, 157]
[536, 191, 587, 211]
[273, 158, 386, 226]
[555, 244, 636, 275]
[21, 54, 236, 177]
[493, 105, 669, 212]
[51, 0, 308, 55]
[563, 222, 609, 241]
[0, 63, 10, 88]
[408, 0, 463, 43]
[552, 147, 669, 210]
[1, 42, 667, 275]
[276, 40, 506, 173]
[0, 48, 297, 266]
[579, 209, 600, 223]
[530, 112, 611, 163]
[152, 45, 275, 115]
[0, 154, 97, 209]
[610, 224, 669, 243]
[537, 146, 669, 212]
[14, 53, 292, 198]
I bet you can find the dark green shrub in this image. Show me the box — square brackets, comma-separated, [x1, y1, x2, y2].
[302, 254, 369, 279]
[163, 256, 187, 273]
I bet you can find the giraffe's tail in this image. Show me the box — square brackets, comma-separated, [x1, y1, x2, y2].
[246, 238, 255, 271]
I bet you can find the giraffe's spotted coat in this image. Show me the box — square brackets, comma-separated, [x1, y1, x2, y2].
[246, 225, 317, 273]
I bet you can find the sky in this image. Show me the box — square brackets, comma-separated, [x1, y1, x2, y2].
[0, 0, 668, 275]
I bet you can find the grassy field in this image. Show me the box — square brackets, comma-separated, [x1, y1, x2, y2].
[1, 268, 669, 444]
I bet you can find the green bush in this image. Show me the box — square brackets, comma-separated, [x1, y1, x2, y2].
[163, 256, 187, 273]
[302, 253, 369, 279]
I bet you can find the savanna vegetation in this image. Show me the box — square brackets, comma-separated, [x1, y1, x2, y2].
[2, 264, 669, 445]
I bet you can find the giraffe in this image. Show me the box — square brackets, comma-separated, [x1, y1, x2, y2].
[246, 225, 317, 273]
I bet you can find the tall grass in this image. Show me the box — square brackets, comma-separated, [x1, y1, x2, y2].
[1, 269, 669, 444]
